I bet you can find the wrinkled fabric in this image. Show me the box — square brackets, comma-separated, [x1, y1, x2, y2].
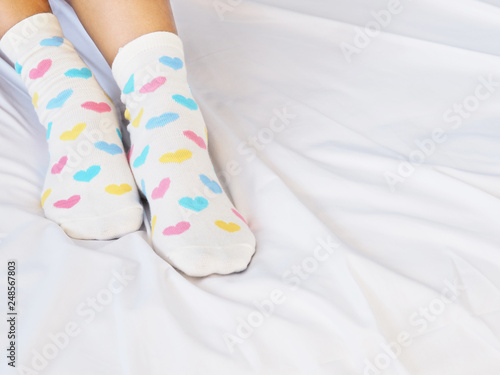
[1, 0, 499, 374]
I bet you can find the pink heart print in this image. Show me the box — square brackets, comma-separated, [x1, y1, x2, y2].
[163, 221, 190, 235]
[127, 144, 134, 163]
[151, 178, 171, 200]
[232, 208, 247, 224]
[53, 195, 81, 209]
[29, 59, 52, 79]
[183, 130, 206, 149]
[51, 156, 68, 174]
[139, 76, 167, 93]
[81, 101, 111, 113]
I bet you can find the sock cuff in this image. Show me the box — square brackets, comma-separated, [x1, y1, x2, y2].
[0, 13, 63, 64]
[111, 31, 184, 90]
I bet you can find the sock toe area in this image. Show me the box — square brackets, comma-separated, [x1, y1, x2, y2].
[162, 243, 256, 277]
[57, 205, 144, 240]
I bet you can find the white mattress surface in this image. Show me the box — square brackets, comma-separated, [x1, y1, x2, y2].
[1, 0, 500, 374]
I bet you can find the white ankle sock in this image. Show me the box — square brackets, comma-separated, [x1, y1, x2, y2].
[0, 13, 143, 239]
[112, 31, 256, 276]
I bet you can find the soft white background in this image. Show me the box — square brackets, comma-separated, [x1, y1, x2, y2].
[1, 0, 500, 374]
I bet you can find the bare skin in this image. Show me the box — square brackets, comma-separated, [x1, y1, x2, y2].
[0, 0, 177, 66]
[66, 0, 177, 65]
[0, 0, 52, 37]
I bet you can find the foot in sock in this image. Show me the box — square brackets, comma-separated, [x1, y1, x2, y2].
[0, 13, 143, 239]
[112, 31, 256, 276]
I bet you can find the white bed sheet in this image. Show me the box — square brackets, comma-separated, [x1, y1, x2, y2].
[1, 0, 500, 374]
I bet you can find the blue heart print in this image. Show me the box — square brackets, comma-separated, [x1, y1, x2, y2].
[40, 37, 64, 47]
[172, 95, 198, 110]
[46, 122, 52, 140]
[159, 56, 183, 70]
[199, 174, 222, 194]
[94, 141, 123, 155]
[178, 196, 209, 212]
[145, 112, 179, 129]
[123, 74, 134, 94]
[133, 145, 149, 168]
[46, 89, 73, 109]
[65, 68, 92, 79]
[73, 165, 101, 182]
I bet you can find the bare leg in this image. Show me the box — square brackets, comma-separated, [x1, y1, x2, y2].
[0, 0, 52, 37]
[67, 0, 177, 65]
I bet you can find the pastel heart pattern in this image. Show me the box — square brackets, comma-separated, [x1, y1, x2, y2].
[199, 174, 222, 194]
[127, 144, 134, 162]
[116, 128, 122, 140]
[15, 62, 22, 74]
[145, 112, 179, 129]
[40, 36, 63, 47]
[151, 178, 170, 200]
[32, 92, 39, 108]
[159, 149, 192, 163]
[60, 123, 86, 141]
[94, 141, 123, 155]
[215, 220, 241, 233]
[178, 196, 208, 212]
[65, 67, 92, 79]
[46, 89, 73, 109]
[140, 76, 166, 93]
[132, 108, 144, 128]
[103, 91, 113, 102]
[123, 74, 134, 94]
[183, 130, 206, 149]
[173, 94, 198, 110]
[54, 195, 80, 209]
[159, 56, 183, 70]
[73, 165, 101, 182]
[29, 59, 52, 80]
[105, 184, 132, 195]
[31, 92, 40, 108]
[151, 215, 157, 237]
[231, 208, 247, 224]
[133, 145, 149, 168]
[51, 156, 68, 174]
[46, 122, 52, 140]
[41, 189, 51, 207]
[81, 101, 111, 113]
[163, 221, 190, 236]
